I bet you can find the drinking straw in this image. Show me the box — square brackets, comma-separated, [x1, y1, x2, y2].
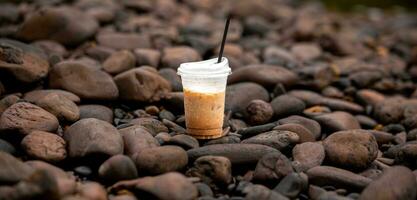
[217, 16, 231, 63]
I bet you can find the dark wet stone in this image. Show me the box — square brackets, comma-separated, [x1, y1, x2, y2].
[360, 166, 417, 200]
[99, 155, 138, 184]
[0, 139, 15, 155]
[110, 172, 198, 200]
[0, 102, 59, 136]
[270, 95, 305, 118]
[195, 182, 214, 197]
[186, 156, 232, 188]
[79, 105, 113, 124]
[49, 61, 119, 100]
[313, 111, 361, 133]
[242, 184, 289, 200]
[133, 146, 188, 175]
[134, 48, 161, 67]
[323, 129, 378, 170]
[114, 67, 172, 102]
[74, 166, 92, 178]
[292, 142, 325, 172]
[355, 115, 377, 129]
[253, 152, 294, 183]
[205, 135, 241, 145]
[306, 166, 372, 190]
[21, 131, 67, 162]
[188, 144, 279, 165]
[0, 39, 49, 83]
[17, 7, 98, 46]
[64, 118, 124, 158]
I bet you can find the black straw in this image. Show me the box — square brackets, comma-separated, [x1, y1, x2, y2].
[217, 16, 231, 63]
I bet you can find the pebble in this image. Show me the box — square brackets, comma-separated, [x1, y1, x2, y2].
[21, 131, 67, 162]
[133, 146, 188, 175]
[323, 129, 378, 170]
[161, 46, 201, 69]
[49, 61, 119, 100]
[0, 152, 33, 184]
[134, 48, 161, 67]
[313, 111, 361, 133]
[186, 156, 232, 188]
[96, 32, 151, 50]
[0, 39, 49, 83]
[270, 95, 306, 118]
[64, 118, 124, 158]
[306, 166, 372, 190]
[119, 125, 159, 158]
[253, 152, 294, 183]
[17, 7, 98, 45]
[292, 142, 325, 172]
[98, 155, 138, 184]
[225, 82, 269, 116]
[0, 102, 59, 135]
[114, 67, 172, 102]
[273, 173, 308, 198]
[245, 100, 273, 125]
[35, 93, 80, 122]
[360, 166, 417, 200]
[242, 130, 299, 150]
[24, 89, 80, 104]
[110, 172, 198, 200]
[187, 144, 279, 165]
[79, 105, 113, 123]
[103, 50, 136, 75]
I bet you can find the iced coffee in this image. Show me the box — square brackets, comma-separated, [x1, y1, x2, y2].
[177, 57, 231, 139]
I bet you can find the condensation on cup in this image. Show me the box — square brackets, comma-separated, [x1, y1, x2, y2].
[177, 57, 231, 139]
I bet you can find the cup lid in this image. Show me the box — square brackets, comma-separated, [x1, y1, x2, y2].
[177, 57, 231, 77]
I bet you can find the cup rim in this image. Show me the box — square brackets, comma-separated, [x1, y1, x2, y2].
[177, 57, 231, 77]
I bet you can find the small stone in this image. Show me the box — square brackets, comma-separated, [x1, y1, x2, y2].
[96, 32, 151, 50]
[161, 46, 201, 69]
[292, 142, 325, 172]
[134, 48, 161, 67]
[323, 129, 378, 170]
[225, 82, 269, 116]
[0, 139, 15, 155]
[0, 152, 33, 184]
[243, 183, 289, 200]
[159, 109, 176, 121]
[167, 134, 199, 150]
[195, 182, 214, 197]
[133, 146, 188, 175]
[273, 124, 315, 143]
[313, 111, 361, 133]
[110, 172, 198, 200]
[359, 166, 417, 200]
[0, 39, 49, 83]
[79, 105, 113, 123]
[205, 135, 241, 145]
[270, 95, 305, 118]
[290, 43, 322, 62]
[35, 93, 80, 122]
[129, 117, 169, 136]
[0, 102, 59, 135]
[187, 144, 279, 165]
[242, 130, 299, 150]
[99, 155, 138, 184]
[119, 125, 159, 158]
[246, 100, 273, 125]
[17, 7, 98, 46]
[186, 156, 232, 187]
[49, 61, 119, 100]
[24, 89, 80, 104]
[306, 166, 372, 190]
[253, 152, 294, 183]
[21, 131, 67, 162]
[78, 182, 107, 200]
[228, 64, 298, 88]
[64, 118, 124, 158]
[114, 67, 172, 102]
[158, 68, 183, 92]
[0, 95, 20, 116]
[278, 115, 321, 139]
[273, 173, 308, 198]
[103, 50, 136, 75]
[74, 166, 93, 178]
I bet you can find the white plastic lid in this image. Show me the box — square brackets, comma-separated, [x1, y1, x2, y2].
[177, 57, 231, 77]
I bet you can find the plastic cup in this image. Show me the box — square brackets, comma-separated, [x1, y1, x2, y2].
[177, 57, 231, 139]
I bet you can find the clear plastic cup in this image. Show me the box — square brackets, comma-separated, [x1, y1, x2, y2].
[177, 57, 231, 139]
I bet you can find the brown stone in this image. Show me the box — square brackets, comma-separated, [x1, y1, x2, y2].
[21, 131, 66, 162]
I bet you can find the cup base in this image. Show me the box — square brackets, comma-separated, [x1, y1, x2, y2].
[186, 128, 225, 139]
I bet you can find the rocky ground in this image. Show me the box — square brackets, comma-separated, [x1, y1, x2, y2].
[0, 0, 417, 200]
